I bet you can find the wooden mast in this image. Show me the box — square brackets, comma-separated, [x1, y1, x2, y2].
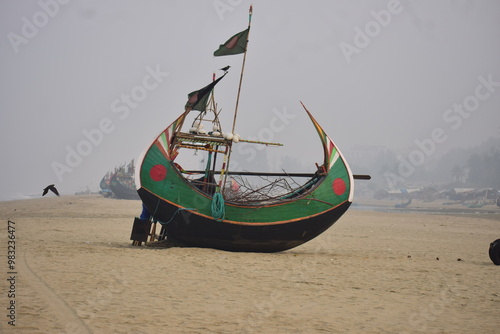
[222, 4, 253, 194]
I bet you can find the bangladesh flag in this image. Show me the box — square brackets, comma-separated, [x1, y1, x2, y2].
[213, 28, 249, 57]
[185, 73, 226, 112]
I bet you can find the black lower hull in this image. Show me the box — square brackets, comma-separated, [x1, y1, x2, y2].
[138, 188, 351, 252]
[110, 177, 140, 200]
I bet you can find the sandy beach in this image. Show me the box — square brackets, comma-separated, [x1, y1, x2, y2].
[0, 194, 498, 333]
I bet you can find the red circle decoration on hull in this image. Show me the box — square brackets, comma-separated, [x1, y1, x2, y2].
[332, 178, 346, 196]
[150, 164, 167, 181]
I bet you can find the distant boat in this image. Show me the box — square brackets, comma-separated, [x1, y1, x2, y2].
[99, 172, 113, 198]
[109, 160, 139, 200]
[463, 201, 484, 208]
[110, 173, 139, 200]
[134, 6, 369, 252]
[395, 198, 412, 208]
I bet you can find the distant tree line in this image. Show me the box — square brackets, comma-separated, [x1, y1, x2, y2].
[436, 137, 500, 188]
[466, 148, 500, 188]
[350, 137, 500, 190]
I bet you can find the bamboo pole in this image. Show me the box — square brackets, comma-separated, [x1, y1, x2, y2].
[230, 5, 253, 135]
[223, 5, 253, 194]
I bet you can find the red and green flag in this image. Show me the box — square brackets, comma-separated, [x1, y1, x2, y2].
[213, 28, 249, 57]
[185, 73, 226, 112]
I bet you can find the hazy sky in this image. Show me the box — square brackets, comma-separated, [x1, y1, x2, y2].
[1, 0, 499, 200]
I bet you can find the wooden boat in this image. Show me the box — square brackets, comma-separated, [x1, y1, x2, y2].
[99, 172, 113, 198]
[395, 198, 412, 208]
[108, 161, 140, 200]
[110, 172, 139, 200]
[134, 6, 368, 252]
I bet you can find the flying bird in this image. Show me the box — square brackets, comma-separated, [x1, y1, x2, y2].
[42, 184, 60, 197]
[219, 65, 230, 72]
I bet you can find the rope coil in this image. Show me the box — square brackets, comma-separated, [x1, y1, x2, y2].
[211, 192, 225, 221]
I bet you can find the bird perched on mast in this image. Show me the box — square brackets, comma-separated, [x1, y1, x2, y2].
[219, 65, 230, 73]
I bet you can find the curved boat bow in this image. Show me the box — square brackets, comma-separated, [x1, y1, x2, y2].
[135, 101, 353, 252]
